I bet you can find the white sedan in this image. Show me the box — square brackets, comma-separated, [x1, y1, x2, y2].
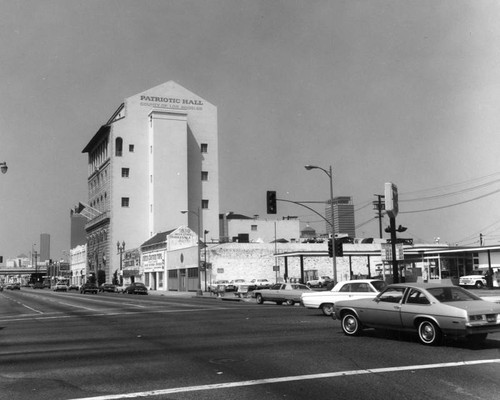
[300, 279, 387, 316]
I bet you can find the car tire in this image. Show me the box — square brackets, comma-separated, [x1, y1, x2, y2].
[285, 299, 294, 306]
[341, 312, 362, 336]
[256, 294, 264, 304]
[417, 320, 442, 346]
[321, 303, 334, 316]
[475, 281, 484, 289]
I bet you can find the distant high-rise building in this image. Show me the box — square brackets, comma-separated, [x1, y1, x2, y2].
[326, 197, 356, 238]
[70, 210, 87, 248]
[40, 233, 50, 262]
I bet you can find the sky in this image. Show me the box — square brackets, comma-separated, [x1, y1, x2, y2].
[1, 0, 500, 260]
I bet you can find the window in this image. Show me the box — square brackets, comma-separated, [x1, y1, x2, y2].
[115, 138, 123, 157]
[378, 287, 405, 303]
[121, 168, 129, 178]
[202, 199, 209, 209]
[201, 143, 208, 153]
[406, 289, 430, 305]
[121, 197, 130, 207]
[251, 225, 257, 231]
[129, 144, 134, 152]
[201, 171, 208, 181]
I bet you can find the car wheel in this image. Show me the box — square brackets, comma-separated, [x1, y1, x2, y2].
[285, 299, 294, 306]
[321, 303, 334, 316]
[417, 320, 442, 346]
[341, 312, 362, 336]
[475, 281, 484, 289]
[318, 282, 323, 288]
[256, 294, 264, 304]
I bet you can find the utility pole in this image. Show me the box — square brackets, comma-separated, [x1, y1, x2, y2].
[373, 194, 385, 239]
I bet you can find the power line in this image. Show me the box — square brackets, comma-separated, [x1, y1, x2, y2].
[401, 187, 500, 214]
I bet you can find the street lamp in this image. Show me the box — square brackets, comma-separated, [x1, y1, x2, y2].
[1, 161, 8, 174]
[304, 164, 337, 284]
[117, 241, 125, 286]
[203, 229, 209, 291]
[181, 208, 203, 296]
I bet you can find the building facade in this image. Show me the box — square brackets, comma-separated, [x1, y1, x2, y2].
[75, 81, 219, 287]
[219, 213, 301, 243]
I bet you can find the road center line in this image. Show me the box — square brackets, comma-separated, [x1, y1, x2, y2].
[69, 358, 500, 400]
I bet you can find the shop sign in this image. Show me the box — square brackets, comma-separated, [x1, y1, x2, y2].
[381, 243, 404, 261]
[168, 226, 197, 251]
[123, 269, 140, 278]
[140, 95, 204, 111]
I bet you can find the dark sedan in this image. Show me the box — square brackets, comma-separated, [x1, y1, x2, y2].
[80, 282, 98, 294]
[123, 282, 148, 295]
[99, 283, 117, 293]
[333, 282, 500, 346]
[6, 283, 21, 290]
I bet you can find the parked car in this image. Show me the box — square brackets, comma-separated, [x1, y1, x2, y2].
[333, 282, 500, 346]
[123, 282, 148, 295]
[229, 279, 247, 291]
[6, 283, 21, 290]
[301, 279, 387, 316]
[80, 282, 98, 294]
[68, 284, 79, 291]
[254, 283, 311, 306]
[33, 282, 44, 289]
[209, 280, 232, 293]
[249, 278, 272, 290]
[53, 283, 68, 292]
[459, 271, 487, 289]
[99, 283, 117, 293]
[306, 276, 333, 288]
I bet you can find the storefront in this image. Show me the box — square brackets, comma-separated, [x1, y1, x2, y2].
[121, 249, 142, 285]
[166, 226, 199, 292]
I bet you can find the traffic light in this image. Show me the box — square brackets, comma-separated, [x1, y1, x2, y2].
[328, 238, 333, 257]
[266, 191, 277, 214]
[335, 239, 344, 257]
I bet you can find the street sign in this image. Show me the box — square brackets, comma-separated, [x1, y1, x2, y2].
[381, 243, 404, 261]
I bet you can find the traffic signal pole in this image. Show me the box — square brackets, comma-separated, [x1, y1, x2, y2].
[389, 216, 399, 284]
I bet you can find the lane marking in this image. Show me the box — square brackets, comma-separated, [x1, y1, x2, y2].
[0, 306, 233, 323]
[68, 359, 500, 400]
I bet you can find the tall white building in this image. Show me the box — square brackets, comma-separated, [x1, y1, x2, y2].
[77, 81, 219, 285]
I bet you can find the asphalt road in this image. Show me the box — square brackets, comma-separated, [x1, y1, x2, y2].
[1, 288, 499, 400]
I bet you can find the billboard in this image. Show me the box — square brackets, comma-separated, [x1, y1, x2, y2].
[384, 182, 399, 218]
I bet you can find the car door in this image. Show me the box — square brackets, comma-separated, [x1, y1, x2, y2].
[399, 288, 431, 328]
[361, 287, 406, 329]
[266, 284, 282, 301]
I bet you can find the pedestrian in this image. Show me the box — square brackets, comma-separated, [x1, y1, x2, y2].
[495, 269, 500, 288]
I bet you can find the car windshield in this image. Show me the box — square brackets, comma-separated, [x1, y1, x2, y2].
[427, 287, 481, 302]
[134, 283, 146, 287]
[371, 281, 388, 292]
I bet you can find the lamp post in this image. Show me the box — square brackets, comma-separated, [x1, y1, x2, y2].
[181, 207, 203, 296]
[203, 229, 209, 292]
[117, 241, 125, 286]
[305, 164, 337, 284]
